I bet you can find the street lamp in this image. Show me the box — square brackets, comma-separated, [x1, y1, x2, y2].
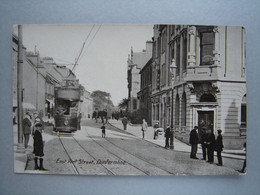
[169, 59, 176, 150]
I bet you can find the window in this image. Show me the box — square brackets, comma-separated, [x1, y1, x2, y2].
[199, 30, 215, 65]
[182, 33, 187, 71]
[162, 31, 167, 53]
[162, 64, 166, 85]
[181, 93, 187, 126]
[241, 95, 247, 127]
[176, 40, 180, 75]
[200, 93, 216, 102]
[133, 99, 137, 110]
[175, 94, 180, 125]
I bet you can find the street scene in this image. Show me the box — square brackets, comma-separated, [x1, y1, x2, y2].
[12, 24, 246, 176]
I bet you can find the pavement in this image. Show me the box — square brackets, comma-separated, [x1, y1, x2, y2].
[13, 118, 246, 173]
[108, 119, 246, 160]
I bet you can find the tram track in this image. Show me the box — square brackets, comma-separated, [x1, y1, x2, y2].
[85, 129, 175, 175]
[58, 136, 80, 175]
[58, 135, 116, 175]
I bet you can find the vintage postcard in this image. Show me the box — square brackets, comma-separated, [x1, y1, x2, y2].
[12, 24, 246, 175]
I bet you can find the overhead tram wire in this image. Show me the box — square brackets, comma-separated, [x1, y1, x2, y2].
[77, 24, 102, 65]
[71, 24, 96, 72]
[64, 24, 96, 78]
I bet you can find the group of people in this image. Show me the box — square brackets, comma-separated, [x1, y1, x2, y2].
[92, 110, 108, 123]
[22, 111, 47, 171]
[189, 126, 224, 166]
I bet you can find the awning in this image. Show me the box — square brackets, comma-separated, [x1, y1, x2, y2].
[46, 98, 54, 104]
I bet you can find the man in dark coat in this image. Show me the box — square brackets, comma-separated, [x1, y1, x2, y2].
[164, 126, 171, 149]
[206, 131, 215, 164]
[189, 126, 199, 159]
[23, 112, 32, 148]
[33, 123, 46, 170]
[215, 129, 224, 166]
[200, 129, 207, 160]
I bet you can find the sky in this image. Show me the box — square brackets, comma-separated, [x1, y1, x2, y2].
[14, 24, 154, 106]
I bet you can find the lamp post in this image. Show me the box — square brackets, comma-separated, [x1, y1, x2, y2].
[169, 59, 176, 150]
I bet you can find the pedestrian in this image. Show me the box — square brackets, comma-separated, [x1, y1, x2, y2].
[92, 111, 96, 120]
[239, 142, 246, 173]
[141, 119, 148, 139]
[77, 113, 82, 130]
[215, 129, 224, 166]
[200, 128, 207, 160]
[101, 123, 106, 138]
[33, 122, 47, 170]
[189, 126, 199, 159]
[164, 125, 170, 149]
[153, 123, 159, 139]
[206, 131, 215, 164]
[23, 111, 32, 148]
[122, 116, 128, 130]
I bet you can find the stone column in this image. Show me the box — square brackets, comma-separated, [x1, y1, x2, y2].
[213, 26, 220, 65]
[188, 26, 196, 66]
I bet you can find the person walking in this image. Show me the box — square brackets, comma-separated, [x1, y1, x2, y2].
[101, 123, 106, 138]
[23, 112, 32, 149]
[33, 122, 47, 170]
[122, 116, 128, 130]
[189, 126, 199, 159]
[164, 125, 170, 149]
[141, 119, 148, 139]
[215, 129, 224, 166]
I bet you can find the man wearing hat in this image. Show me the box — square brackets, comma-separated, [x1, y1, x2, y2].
[189, 126, 199, 159]
[215, 129, 224, 166]
[22, 111, 32, 148]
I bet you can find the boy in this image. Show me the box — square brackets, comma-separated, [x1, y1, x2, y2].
[101, 123, 106, 138]
[33, 122, 47, 170]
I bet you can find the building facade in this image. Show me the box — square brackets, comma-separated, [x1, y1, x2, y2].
[127, 41, 153, 113]
[12, 34, 81, 121]
[151, 25, 246, 149]
[137, 57, 153, 125]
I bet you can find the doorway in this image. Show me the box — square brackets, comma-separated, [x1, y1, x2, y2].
[198, 111, 214, 133]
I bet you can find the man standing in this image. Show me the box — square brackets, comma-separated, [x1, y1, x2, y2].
[189, 126, 199, 159]
[215, 129, 224, 166]
[122, 116, 128, 130]
[23, 112, 32, 148]
[141, 119, 148, 139]
[207, 131, 215, 164]
[164, 126, 170, 149]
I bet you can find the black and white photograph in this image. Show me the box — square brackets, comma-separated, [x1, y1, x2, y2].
[12, 24, 247, 176]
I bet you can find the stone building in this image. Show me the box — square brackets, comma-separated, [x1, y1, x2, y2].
[127, 41, 153, 113]
[137, 57, 153, 125]
[151, 25, 246, 149]
[12, 34, 79, 120]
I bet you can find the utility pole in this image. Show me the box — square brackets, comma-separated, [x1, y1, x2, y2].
[16, 25, 25, 153]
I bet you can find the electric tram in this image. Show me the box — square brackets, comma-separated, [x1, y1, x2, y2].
[54, 80, 81, 133]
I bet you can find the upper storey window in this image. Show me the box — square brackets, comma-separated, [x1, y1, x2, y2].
[198, 27, 215, 66]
